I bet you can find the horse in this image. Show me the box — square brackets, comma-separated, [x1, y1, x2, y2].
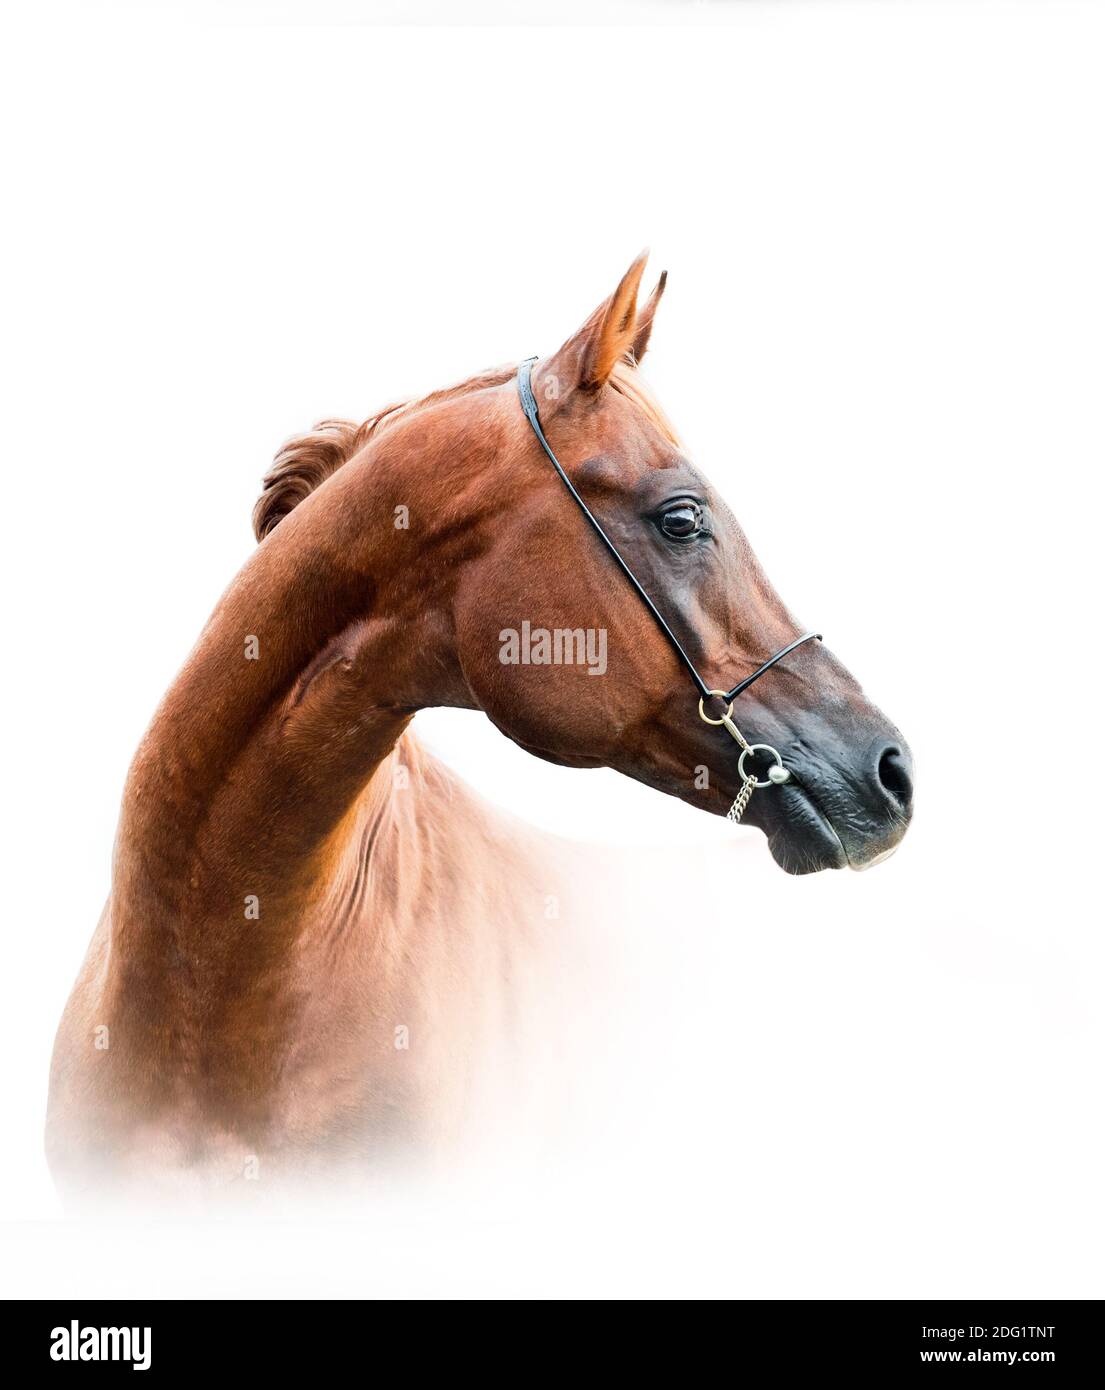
[47, 252, 913, 1205]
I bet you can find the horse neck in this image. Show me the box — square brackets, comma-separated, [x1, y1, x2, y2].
[111, 438, 475, 958]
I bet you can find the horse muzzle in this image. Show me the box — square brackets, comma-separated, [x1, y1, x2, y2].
[745, 732, 915, 875]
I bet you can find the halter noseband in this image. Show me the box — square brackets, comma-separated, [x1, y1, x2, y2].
[516, 358, 821, 823]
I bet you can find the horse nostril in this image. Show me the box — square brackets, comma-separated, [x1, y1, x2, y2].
[876, 745, 913, 810]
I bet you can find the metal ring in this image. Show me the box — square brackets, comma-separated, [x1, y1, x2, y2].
[697, 689, 734, 726]
[737, 743, 786, 789]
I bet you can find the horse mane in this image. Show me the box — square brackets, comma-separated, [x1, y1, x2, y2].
[252, 360, 678, 541]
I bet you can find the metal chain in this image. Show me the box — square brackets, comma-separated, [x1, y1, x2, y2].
[698, 689, 788, 826]
[722, 708, 756, 822]
[701, 694, 756, 824]
[727, 776, 756, 824]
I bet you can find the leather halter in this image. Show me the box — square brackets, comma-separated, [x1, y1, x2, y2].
[516, 358, 822, 813]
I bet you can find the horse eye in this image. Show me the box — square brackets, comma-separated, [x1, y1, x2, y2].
[659, 502, 703, 540]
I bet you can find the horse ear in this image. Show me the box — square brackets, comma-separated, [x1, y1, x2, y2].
[536, 251, 650, 403]
[629, 271, 667, 365]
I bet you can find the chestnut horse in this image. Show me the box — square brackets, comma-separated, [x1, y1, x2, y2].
[47, 254, 913, 1204]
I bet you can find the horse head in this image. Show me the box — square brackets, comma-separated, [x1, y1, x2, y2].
[256, 253, 914, 874]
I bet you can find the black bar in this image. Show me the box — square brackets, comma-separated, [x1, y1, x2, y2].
[2, 1299, 1099, 1375]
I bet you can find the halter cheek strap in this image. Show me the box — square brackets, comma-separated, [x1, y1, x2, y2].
[516, 358, 822, 823]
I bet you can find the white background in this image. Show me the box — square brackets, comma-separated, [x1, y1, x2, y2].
[1, 1, 1102, 1297]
